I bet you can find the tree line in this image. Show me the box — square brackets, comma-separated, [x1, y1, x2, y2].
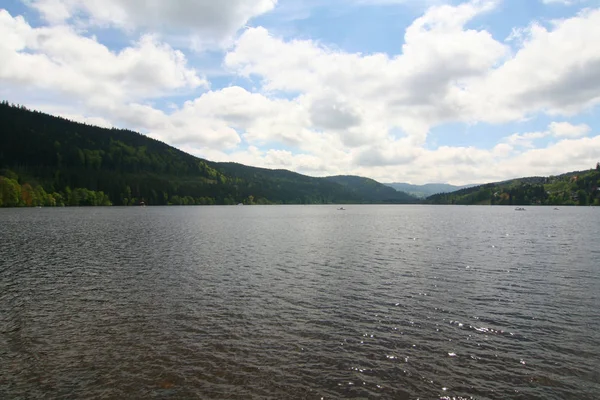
[0, 170, 111, 207]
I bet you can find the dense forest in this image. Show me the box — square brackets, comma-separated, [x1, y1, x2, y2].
[324, 175, 416, 203]
[384, 182, 479, 198]
[426, 166, 600, 206]
[0, 101, 418, 207]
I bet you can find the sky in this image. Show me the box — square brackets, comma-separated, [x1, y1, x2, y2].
[1, 0, 600, 185]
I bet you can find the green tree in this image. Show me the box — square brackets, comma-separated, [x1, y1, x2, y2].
[121, 185, 132, 206]
[577, 190, 588, 206]
[45, 193, 56, 207]
[52, 192, 64, 206]
[0, 177, 21, 207]
[67, 187, 80, 206]
[33, 185, 48, 206]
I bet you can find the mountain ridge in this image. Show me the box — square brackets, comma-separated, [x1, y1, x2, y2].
[0, 101, 418, 206]
[384, 182, 480, 198]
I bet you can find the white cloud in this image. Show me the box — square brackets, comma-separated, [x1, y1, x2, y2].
[170, 87, 318, 149]
[505, 136, 600, 176]
[3, 0, 600, 185]
[465, 8, 600, 120]
[365, 135, 600, 185]
[118, 102, 242, 149]
[227, 3, 600, 129]
[548, 121, 591, 138]
[25, 0, 277, 47]
[225, 0, 507, 146]
[504, 131, 548, 148]
[501, 121, 591, 150]
[0, 10, 206, 104]
[192, 146, 337, 176]
[191, 124, 599, 185]
[217, 1, 600, 183]
[541, 0, 580, 5]
[499, 122, 591, 151]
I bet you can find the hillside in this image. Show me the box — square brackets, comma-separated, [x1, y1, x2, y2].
[325, 176, 418, 203]
[0, 102, 417, 206]
[426, 168, 600, 206]
[384, 182, 479, 198]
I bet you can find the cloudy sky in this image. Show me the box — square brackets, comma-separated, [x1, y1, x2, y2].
[1, 0, 599, 184]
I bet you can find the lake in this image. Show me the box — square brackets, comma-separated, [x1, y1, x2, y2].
[1, 205, 599, 399]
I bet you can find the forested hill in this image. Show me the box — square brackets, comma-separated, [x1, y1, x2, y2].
[384, 182, 479, 198]
[325, 175, 417, 203]
[0, 102, 418, 206]
[426, 168, 600, 206]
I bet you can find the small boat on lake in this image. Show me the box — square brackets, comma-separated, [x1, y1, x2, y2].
[337, 207, 346, 210]
[515, 207, 526, 211]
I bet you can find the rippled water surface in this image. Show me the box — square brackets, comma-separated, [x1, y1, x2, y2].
[1, 205, 599, 399]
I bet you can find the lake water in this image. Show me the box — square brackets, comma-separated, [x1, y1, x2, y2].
[1, 205, 599, 399]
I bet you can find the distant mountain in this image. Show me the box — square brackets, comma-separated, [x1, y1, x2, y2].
[384, 182, 479, 198]
[0, 101, 418, 206]
[325, 176, 418, 203]
[425, 168, 600, 206]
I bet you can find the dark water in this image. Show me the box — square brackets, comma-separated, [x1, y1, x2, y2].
[1, 205, 599, 399]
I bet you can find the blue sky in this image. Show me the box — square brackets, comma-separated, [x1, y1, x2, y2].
[1, 0, 599, 184]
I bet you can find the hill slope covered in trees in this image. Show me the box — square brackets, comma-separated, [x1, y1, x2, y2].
[0, 102, 418, 206]
[384, 182, 479, 198]
[325, 175, 417, 203]
[426, 167, 600, 206]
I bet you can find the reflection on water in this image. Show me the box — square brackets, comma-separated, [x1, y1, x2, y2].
[1, 205, 599, 399]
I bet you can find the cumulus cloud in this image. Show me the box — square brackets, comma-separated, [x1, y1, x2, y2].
[119, 103, 242, 149]
[25, 0, 277, 46]
[226, 3, 600, 128]
[0, 10, 205, 104]
[548, 121, 591, 138]
[309, 95, 362, 132]
[219, 1, 600, 182]
[504, 131, 548, 149]
[362, 135, 600, 185]
[225, 0, 507, 142]
[465, 8, 600, 120]
[501, 122, 591, 151]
